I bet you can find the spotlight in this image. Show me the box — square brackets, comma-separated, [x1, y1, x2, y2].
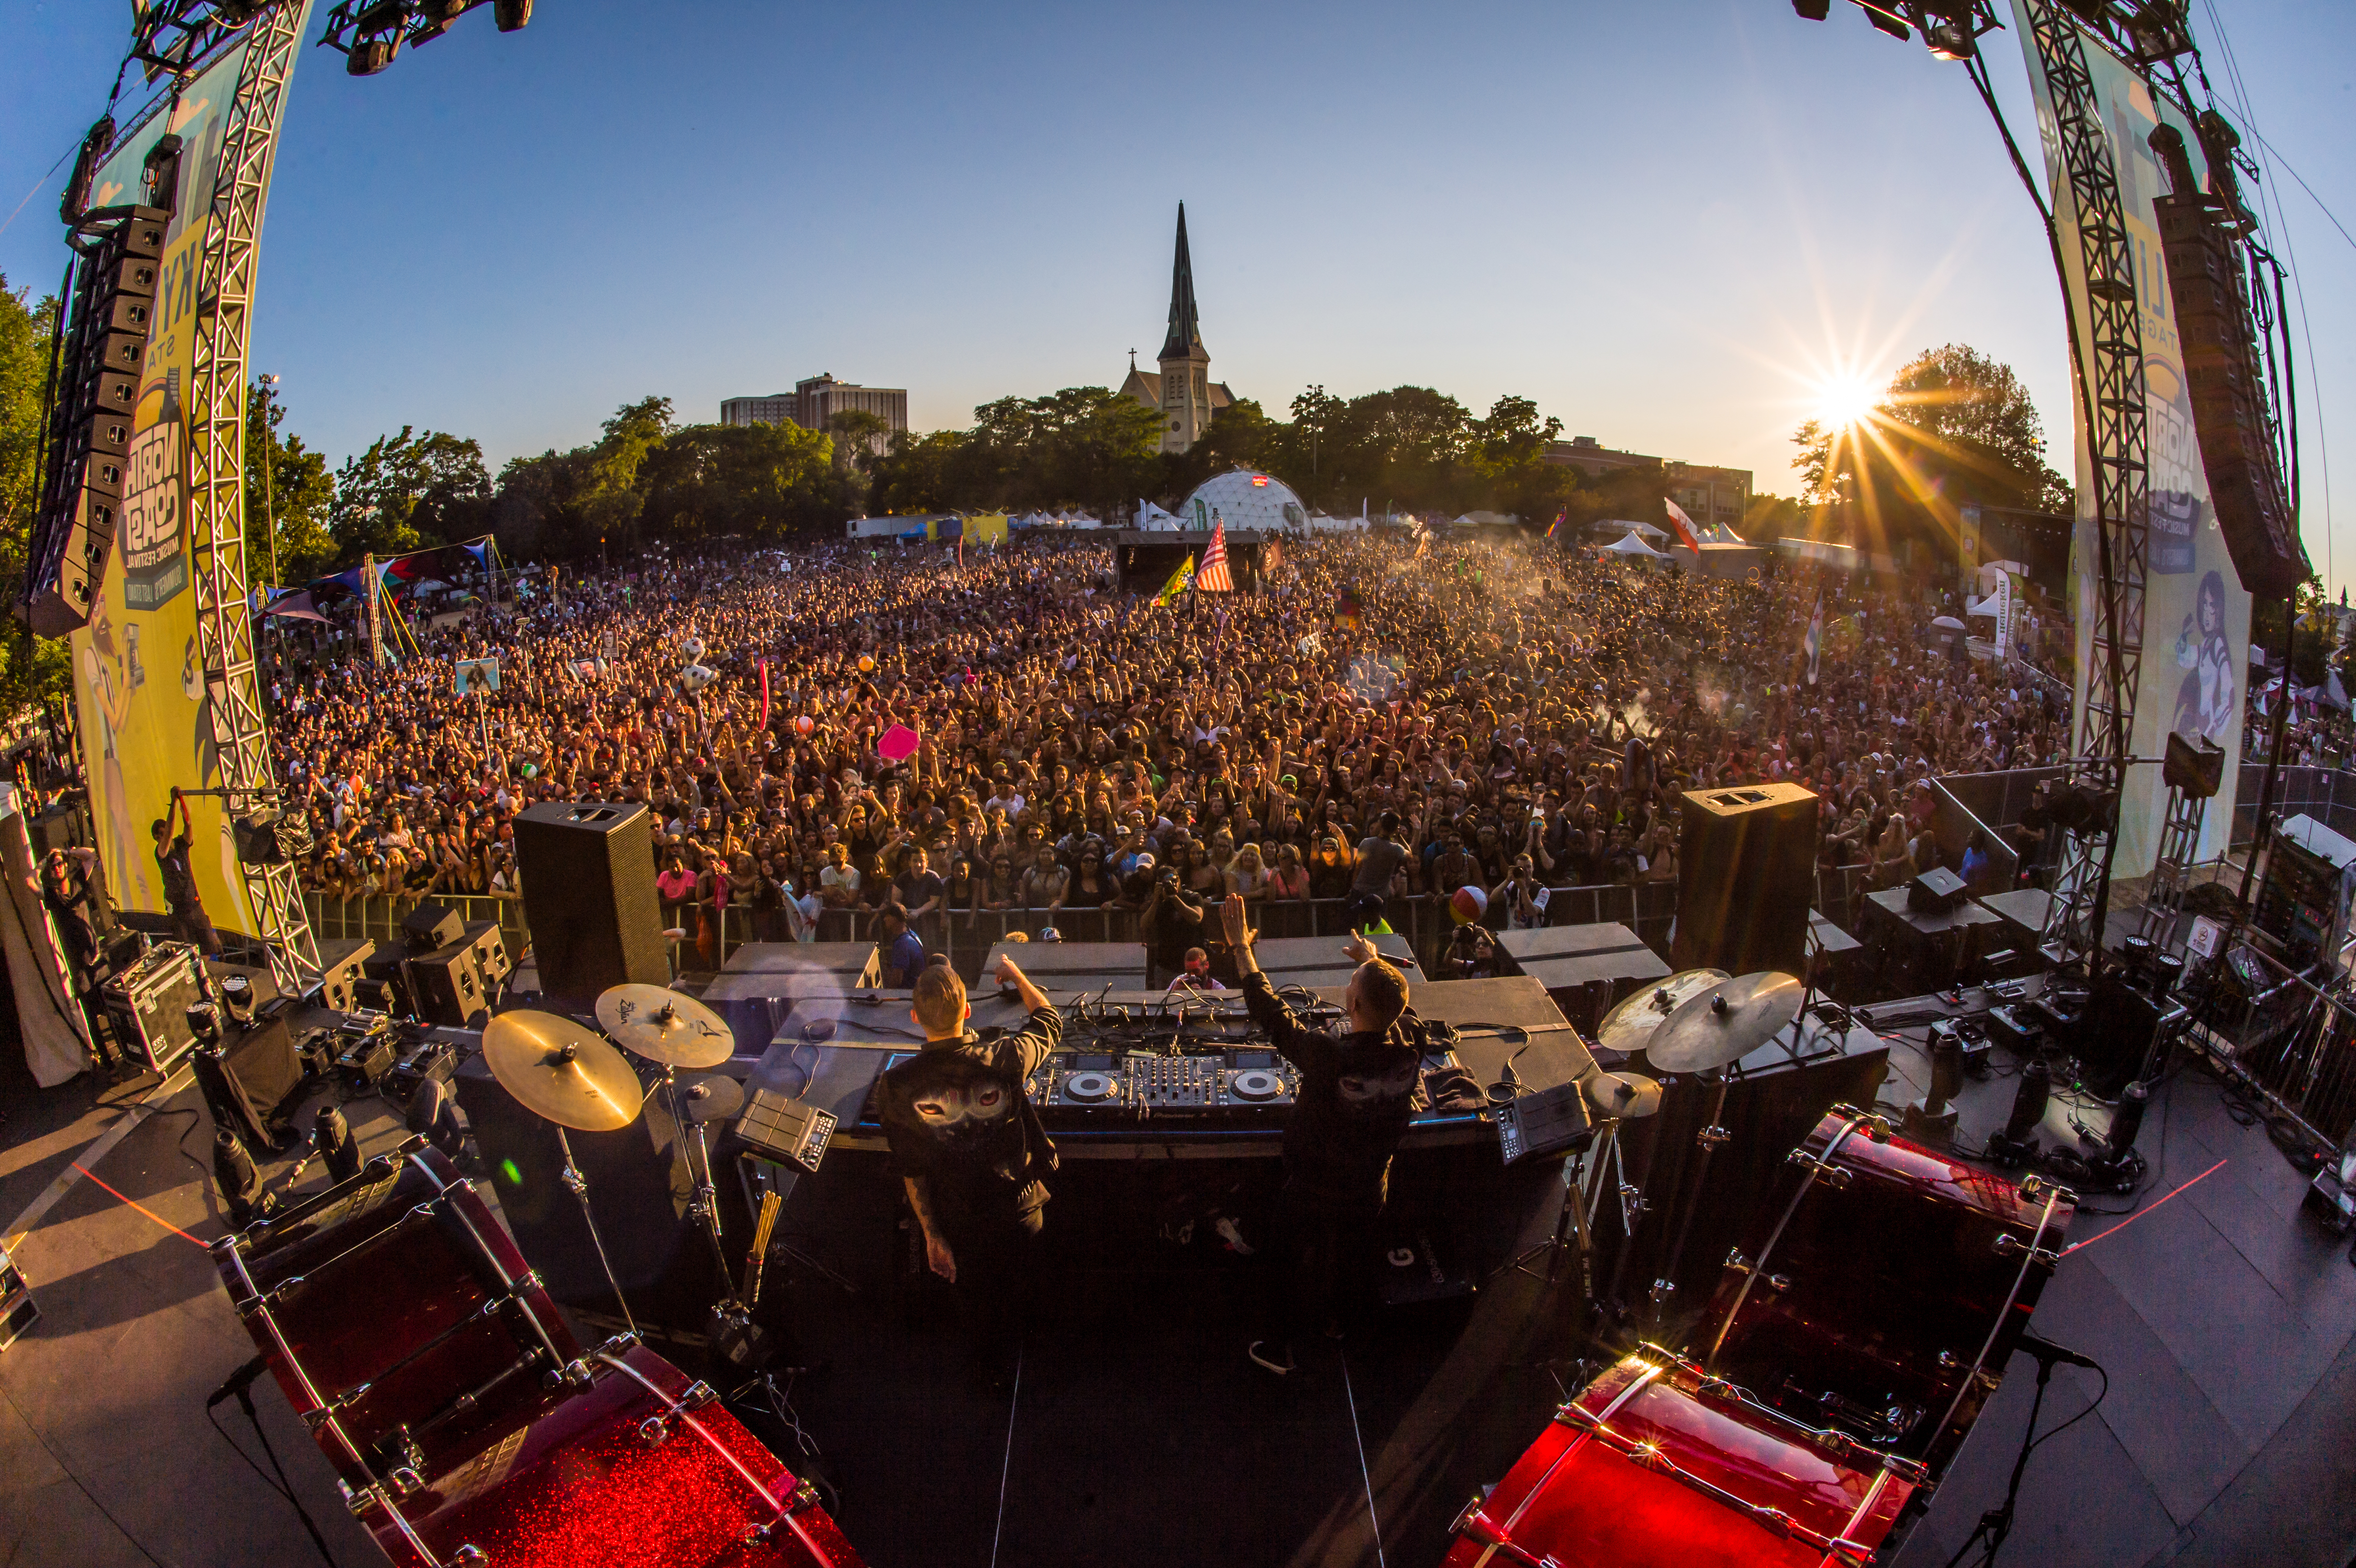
[494, 0, 532, 29]
[1926, 18, 1974, 57]
[347, 34, 401, 74]
[1791, 0, 1832, 16]
[1986, 1056, 2050, 1166]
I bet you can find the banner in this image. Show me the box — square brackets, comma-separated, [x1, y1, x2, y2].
[2015, 7, 2250, 873]
[64, 13, 312, 930]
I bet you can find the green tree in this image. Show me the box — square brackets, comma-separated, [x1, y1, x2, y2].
[0, 277, 73, 706]
[1793, 344, 2069, 566]
[244, 379, 336, 585]
[639, 420, 850, 544]
[332, 427, 492, 560]
[826, 409, 892, 479]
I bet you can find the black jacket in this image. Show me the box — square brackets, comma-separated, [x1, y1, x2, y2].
[1242, 970, 1426, 1217]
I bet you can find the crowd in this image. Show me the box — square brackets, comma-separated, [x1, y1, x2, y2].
[255, 527, 2079, 967]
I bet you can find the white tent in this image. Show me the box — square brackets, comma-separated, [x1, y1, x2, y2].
[1597, 518, 1669, 539]
[1136, 501, 1183, 531]
[1601, 530, 1669, 558]
[1183, 468, 1309, 532]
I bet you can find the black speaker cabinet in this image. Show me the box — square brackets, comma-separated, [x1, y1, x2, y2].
[402, 901, 464, 952]
[461, 919, 512, 990]
[194, 1011, 304, 1152]
[405, 941, 486, 1028]
[1672, 783, 1818, 979]
[1908, 866, 1969, 914]
[311, 936, 376, 1012]
[515, 802, 667, 1002]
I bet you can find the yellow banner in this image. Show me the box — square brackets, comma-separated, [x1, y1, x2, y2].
[68, 38, 268, 933]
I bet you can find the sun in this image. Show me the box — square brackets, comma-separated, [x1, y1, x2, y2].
[1813, 373, 1883, 430]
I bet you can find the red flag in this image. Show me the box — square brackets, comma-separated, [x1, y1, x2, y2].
[1664, 497, 1704, 554]
[759, 659, 772, 730]
[1197, 520, 1236, 592]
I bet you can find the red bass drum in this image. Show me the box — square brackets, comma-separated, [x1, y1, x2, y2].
[1699, 1107, 2074, 1477]
[1443, 1351, 1919, 1568]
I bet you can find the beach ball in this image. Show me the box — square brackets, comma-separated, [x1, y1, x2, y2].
[795, 716, 814, 736]
[1450, 885, 1488, 926]
[858, 656, 875, 673]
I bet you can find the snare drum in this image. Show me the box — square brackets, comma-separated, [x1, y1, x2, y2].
[1700, 1107, 2074, 1476]
[1444, 1352, 1918, 1568]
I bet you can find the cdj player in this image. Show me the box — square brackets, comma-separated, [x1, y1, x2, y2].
[1017, 1046, 1300, 1115]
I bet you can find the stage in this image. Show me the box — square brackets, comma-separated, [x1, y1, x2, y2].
[1, 984, 2354, 1567]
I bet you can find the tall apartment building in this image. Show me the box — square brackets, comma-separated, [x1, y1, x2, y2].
[722, 375, 908, 452]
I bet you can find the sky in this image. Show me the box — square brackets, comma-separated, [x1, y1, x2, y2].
[3, 0, 2351, 586]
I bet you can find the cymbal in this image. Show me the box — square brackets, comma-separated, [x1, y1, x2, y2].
[596, 983, 734, 1069]
[1645, 972, 1803, 1074]
[481, 1011, 646, 1132]
[1584, 1070, 1663, 1120]
[674, 1071, 745, 1126]
[1595, 969, 1730, 1057]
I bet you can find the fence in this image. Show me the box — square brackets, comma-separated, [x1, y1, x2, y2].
[2188, 938, 2356, 1156]
[304, 890, 531, 968]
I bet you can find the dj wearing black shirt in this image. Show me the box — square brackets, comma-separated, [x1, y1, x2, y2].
[1223, 895, 1426, 1375]
[875, 953, 1061, 1367]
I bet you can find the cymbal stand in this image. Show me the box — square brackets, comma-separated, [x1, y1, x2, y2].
[652, 1063, 739, 1297]
[1649, 1069, 1731, 1331]
[555, 1125, 638, 1336]
[1499, 1120, 1607, 1291]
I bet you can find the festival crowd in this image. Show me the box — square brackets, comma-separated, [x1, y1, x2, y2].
[257, 531, 2078, 967]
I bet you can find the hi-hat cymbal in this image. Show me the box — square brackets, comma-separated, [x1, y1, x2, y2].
[1645, 972, 1804, 1074]
[482, 1011, 646, 1132]
[596, 983, 734, 1069]
[674, 1071, 746, 1126]
[1584, 1070, 1663, 1120]
[1595, 969, 1730, 1057]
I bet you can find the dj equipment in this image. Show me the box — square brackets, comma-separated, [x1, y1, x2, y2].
[402, 900, 464, 952]
[2253, 815, 2356, 974]
[27, 206, 165, 636]
[385, 1035, 460, 1102]
[333, 1013, 399, 1090]
[98, 940, 206, 1073]
[1443, 1349, 1919, 1568]
[1671, 783, 1816, 979]
[1493, 1079, 1596, 1165]
[1907, 865, 1969, 914]
[1023, 1047, 1300, 1114]
[213, 1143, 867, 1567]
[515, 801, 668, 1000]
[0, 1240, 37, 1354]
[1700, 1108, 2075, 1476]
[735, 1086, 837, 1173]
[2150, 123, 2307, 600]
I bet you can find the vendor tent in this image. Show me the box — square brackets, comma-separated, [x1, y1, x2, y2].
[1601, 531, 1669, 558]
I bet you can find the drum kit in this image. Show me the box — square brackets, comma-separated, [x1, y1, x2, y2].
[478, 984, 779, 1358]
[1454, 1001, 2083, 1567]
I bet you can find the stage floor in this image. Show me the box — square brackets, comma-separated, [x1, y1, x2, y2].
[0, 984, 2353, 1568]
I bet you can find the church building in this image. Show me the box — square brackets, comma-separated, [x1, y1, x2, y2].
[1119, 203, 1238, 454]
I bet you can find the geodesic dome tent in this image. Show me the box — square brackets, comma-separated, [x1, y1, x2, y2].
[1180, 468, 1309, 533]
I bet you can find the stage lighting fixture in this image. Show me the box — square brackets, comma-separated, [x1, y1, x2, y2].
[1860, 4, 1910, 37]
[347, 34, 401, 73]
[494, 0, 532, 30]
[1985, 1057, 2050, 1166]
[1791, 0, 1833, 17]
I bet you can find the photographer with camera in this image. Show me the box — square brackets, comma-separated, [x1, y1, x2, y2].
[1139, 856, 1209, 983]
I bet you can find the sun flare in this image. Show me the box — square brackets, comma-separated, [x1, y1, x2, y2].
[1813, 373, 1882, 430]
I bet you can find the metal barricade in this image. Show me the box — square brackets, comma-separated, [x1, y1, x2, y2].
[2188, 940, 2356, 1156]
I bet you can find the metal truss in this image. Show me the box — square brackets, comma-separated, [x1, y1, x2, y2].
[130, 1, 281, 82]
[2023, 0, 2151, 960]
[186, 0, 321, 991]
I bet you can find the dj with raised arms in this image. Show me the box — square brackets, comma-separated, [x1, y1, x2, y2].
[1221, 894, 1426, 1376]
[874, 952, 1062, 1369]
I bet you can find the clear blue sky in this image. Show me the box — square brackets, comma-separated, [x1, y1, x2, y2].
[3, 0, 2350, 585]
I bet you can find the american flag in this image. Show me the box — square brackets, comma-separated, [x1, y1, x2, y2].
[1196, 519, 1235, 592]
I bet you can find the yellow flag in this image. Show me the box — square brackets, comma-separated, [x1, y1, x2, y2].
[1154, 555, 1195, 607]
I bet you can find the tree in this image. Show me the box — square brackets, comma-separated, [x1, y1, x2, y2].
[0, 277, 73, 707]
[639, 420, 851, 544]
[244, 379, 336, 585]
[1793, 344, 2070, 567]
[332, 426, 492, 560]
[826, 409, 892, 478]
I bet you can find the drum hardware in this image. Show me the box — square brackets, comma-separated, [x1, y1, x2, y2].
[1649, 1068, 1735, 1329]
[1705, 1108, 1879, 1370]
[1992, 1232, 2063, 1266]
[1594, 968, 1729, 1060]
[1447, 1498, 1562, 1568]
[1780, 1378, 1925, 1445]
[1643, 971, 1804, 1075]
[1720, 1251, 1789, 1293]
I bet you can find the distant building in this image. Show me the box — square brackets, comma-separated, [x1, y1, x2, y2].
[1119, 204, 1237, 454]
[722, 375, 908, 452]
[1545, 437, 1750, 534]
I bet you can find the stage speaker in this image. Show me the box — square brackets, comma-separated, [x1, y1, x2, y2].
[405, 941, 486, 1028]
[1908, 866, 1968, 914]
[402, 900, 463, 951]
[2150, 124, 2306, 600]
[1672, 783, 1818, 979]
[310, 936, 375, 1011]
[460, 918, 512, 990]
[515, 802, 667, 1001]
[2070, 973, 2160, 1100]
[455, 1052, 739, 1329]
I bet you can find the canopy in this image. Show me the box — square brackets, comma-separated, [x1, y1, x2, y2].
[1598, 518, 1669, 539]
[1600, 530, 1668, 558]
[1932, 614, 1967, 630]
[1136, 501, 1184, 531]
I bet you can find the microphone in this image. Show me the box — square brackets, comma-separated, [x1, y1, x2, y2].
[2014, 1332, 2099, 1373]
[207, 1354, 269, 1409]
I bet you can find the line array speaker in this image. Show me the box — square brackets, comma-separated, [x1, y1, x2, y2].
[1671, 783, 1818, 980]
[27, 206, 167, 636]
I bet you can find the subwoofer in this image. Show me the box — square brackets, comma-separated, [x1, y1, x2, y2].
[1671, 783, 1818, 979]
[514, 802, 667, 1003]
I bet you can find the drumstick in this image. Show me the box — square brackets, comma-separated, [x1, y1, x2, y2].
[741, 1190, 782, 1309]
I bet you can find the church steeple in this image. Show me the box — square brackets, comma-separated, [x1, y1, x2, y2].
[1159, 202, 1205, 363]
